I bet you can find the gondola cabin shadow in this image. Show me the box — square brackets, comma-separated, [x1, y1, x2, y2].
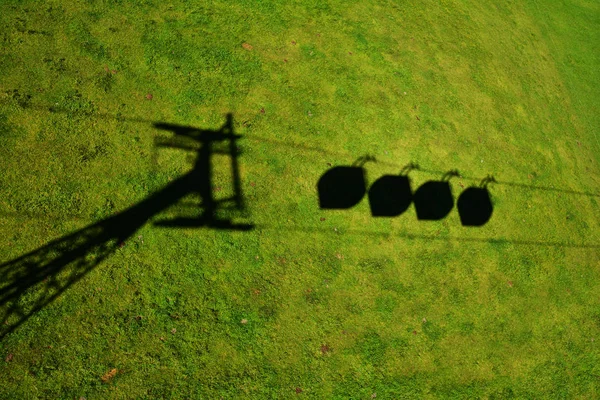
[457, 176, 495, 227]
[413, 170, 459, 221]
[317, 156, 374, 209]
[368, 164, 417, 217]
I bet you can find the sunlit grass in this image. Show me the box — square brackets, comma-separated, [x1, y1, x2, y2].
[0, 0, 598, 398]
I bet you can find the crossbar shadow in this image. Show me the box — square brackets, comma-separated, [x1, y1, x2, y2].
[0, 114, 252, 340]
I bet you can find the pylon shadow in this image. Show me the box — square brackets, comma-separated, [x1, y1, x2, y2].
[0, 114, 252, 340]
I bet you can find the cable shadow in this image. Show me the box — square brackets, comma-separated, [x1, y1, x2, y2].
[5, 99, 598, 198]
[255, 225, 600, 249]
[0, 114, 252, 340]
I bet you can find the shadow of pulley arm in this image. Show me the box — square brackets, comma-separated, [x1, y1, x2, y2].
[155, 141, 236, 155]
[153, 122, 206, 138]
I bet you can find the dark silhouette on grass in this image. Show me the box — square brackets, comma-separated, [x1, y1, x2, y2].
[152, 114, 252, 230]
[457, 176, 495, 226]
[0, 114, 252, 340]
[413, 170, 460, 221]
[317, 162, 495, 226]
[5, 99, 598, 199]
[319, 164, 497, 226]
[317, 155, 375, 209]
[262, 225, 600, 248]
[368, 163, 417, 217]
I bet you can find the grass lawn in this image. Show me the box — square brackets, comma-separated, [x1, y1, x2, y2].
[1, 0, 599, 398]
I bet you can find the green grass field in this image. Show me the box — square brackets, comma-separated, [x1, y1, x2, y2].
[1, 0, 599, 398]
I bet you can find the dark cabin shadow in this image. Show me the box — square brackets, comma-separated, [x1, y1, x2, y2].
[368, 163, 417, 217]
[317, 155, 374, 209]
[0, 113, 252, 340]
[457, 176, 495, 227]
[318, 163, 497, 226]
[413, 170, 460, 221]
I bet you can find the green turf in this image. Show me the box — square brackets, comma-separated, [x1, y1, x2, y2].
[1, 0, 599, 398]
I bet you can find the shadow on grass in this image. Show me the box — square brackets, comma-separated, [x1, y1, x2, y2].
[318, 163, 496, 227]
[1, 101, 598, 340]
[5, 99, 598, 199]
[0, 114, 252, 340]
[256, 225, 600, 249]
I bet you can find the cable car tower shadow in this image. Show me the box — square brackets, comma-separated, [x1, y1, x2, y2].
[0, 113, 252, 340]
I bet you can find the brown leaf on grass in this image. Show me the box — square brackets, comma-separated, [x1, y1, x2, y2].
[415, 115, 420, 121]
[291, 40, 296, 45]
[145, 93, 153, 100]
[260, 107, 265, 114]
[101, 368, 117, 383]
[320, 217, 326, 221]
[295, 387, 303, 394]
[242, 42, 253, 50]
[320, 344, 332, 354]
[171, 328, 177, 334]
[5, 353, 13, 362]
